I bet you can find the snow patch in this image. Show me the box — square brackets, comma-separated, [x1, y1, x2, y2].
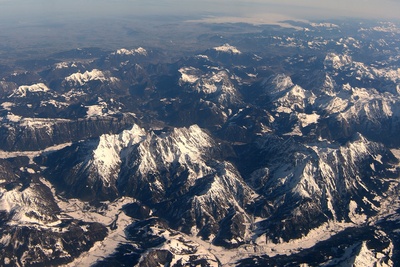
[324, 97, 349, 114]
[310, 22, 339, 28]
[11, 83, 50, 97]
[263, 74, 294, 93]
[55, 62, 77, 69]
[86, 105, 105, 117]
[40, 99, 69, 109]
[196, 54, 210, 60]
[213, 43, 241, 54]
[353, 241, 393, 267]
[148, 227, 219, 267]
[65, 69, 118, 86]
[1, 102, 14, 110]
[349, 200, 367, 224]
[62, 197, 135, 267]
[114, 47, 147, 56]
[179, 67, 200, 84]
[0, 186, 56, 224]
[6, 113, 22, 122]
[298, 112, 320, 127]
[324, 53, 352, 69]
[391, 149, 400, 161]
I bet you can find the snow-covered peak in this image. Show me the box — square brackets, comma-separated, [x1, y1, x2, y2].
[310, 22, 339, 28]
[169, 125, 213, 158]
[274, 85, 316, 113]
[179, 67, 201, 84]
[91, 124, 146, 184]
[262, 74, 294, 94]
[10, 83, 50, 97]
[179, 67, 241, 105]
[324, 53, 352, 69]
[54, 61, 78, 69]
[370, 22, 400, 33]
[198, 70, 232, 93]
[138, 125, 213, 172]
[90, 124, 214, 190]
[340, 87, 397, 122]
[320, 74, 336, 96]
[65, 69, 118, 86]
[213, 43, 241, 54]
[114, 47, 147, 56]
[352, 241, 393, 267]
[0, 183, 58, 224]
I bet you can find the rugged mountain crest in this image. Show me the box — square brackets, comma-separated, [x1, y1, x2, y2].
[242, 133, 399, 242]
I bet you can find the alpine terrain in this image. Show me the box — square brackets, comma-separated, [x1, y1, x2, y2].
[0, 19, 400, 266]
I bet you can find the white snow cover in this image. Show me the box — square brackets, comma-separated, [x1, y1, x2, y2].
[134, 125, 214, 178]
[352, 241, 393, 267]
[259, 133, 387, 235]
[310, 22, 339, 28]
[65, 69, 118, 86]
[11, 83, 50, 97]
[188, 220, 359, 265]
[262, 74, 294, 94]
[324, 52, 400, 86]
[63, 197, 135, 267]
[114, 47, 147, 56]
[91, 124, 146, 184]
[143, 226, 219, 267]
[213, 43, 241, 54]
[316, 82, 400, 124]
[55, 62, 78, 69]
[196, 54, 210, 60]
[0, 185, 56, 224]
[370, 22, 400, 33]
[340, 87, 397, 121]
[40, 99, 69, 109]
[190, 161, 253, 233]
[80, 124, 222, 193]
[179, 67, 200, 84]
[348, 200, 367, 224]
[275, 85, 316, 112]
[323, 96, 349, 114]
[324, 53, 352, 69]
[6, 113, 22, 122]
[86, 105, 105, 117]
[179, 67, 241, 105]
[198, 70, 236, 95]
[298, 112, 320, 127]
[321, 239, 393, 267]
[1, 102, 14, 110]
[10, 118, 70, 132]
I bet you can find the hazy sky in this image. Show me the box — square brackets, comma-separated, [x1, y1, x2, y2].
[0, 0, 399, 57]
[1, 0, 400, 23]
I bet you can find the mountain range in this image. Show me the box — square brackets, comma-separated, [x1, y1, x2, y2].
[0, 19, 400, 266]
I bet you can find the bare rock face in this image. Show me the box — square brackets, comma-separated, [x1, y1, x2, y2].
[0, 114, 136, 151]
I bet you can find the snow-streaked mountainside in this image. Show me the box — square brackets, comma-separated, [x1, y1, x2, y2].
[1, 19, 400, 266]
[213, 44, 242, 54]
[64, 69, 119, 86]
[179, 67, 242, 105]
[113, 47, 148, 56]
[10, 83, 50, 97]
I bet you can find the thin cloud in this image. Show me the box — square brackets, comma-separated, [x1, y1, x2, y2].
[1, 0, 399, 22]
